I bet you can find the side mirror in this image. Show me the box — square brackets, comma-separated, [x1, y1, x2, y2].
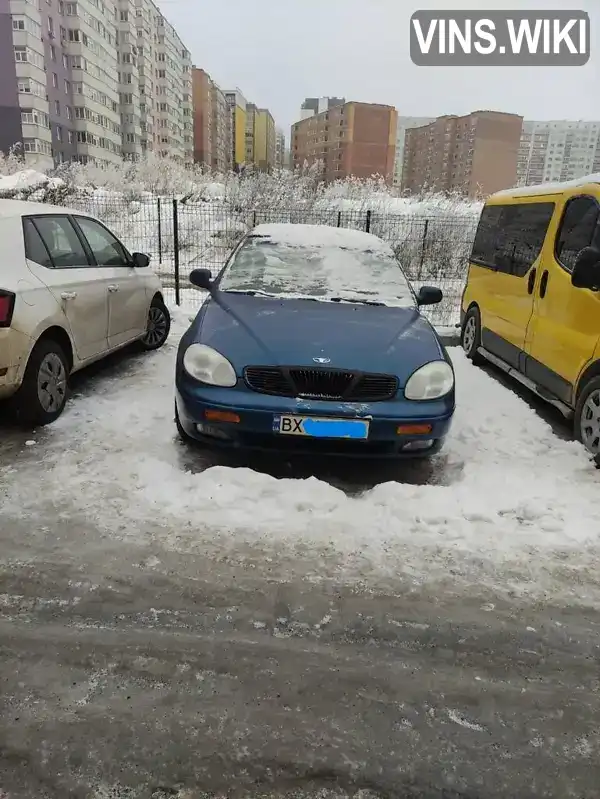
[571, 247, 600, 291]
[131, 251, 150, 267]
[189, 268, 213, 291]
[416, 285, 443, 306]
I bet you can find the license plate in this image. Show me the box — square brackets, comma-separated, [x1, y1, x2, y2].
[273, 415, 370, 439]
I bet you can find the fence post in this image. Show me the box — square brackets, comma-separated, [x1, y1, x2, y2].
[253, 210, 257, 227]
[172, 198, 180, 306]
[157, 198, 162, 264]
[337, 211, 342, 228]
[418, 219, 429, 278]
[365, 210, 371, 233]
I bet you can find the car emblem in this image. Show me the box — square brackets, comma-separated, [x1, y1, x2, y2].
[313, 357, 331, 364]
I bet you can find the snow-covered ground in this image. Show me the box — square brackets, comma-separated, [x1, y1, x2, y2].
[2, 308, 599, 607]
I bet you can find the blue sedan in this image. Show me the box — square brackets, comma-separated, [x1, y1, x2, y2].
[175, 223, 455, 458]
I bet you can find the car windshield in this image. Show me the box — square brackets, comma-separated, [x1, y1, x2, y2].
[218, 234, 416, 307]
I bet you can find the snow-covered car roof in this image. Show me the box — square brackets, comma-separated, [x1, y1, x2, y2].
[249, 223, 395, 255]
[0, 198, 84, 219]
[493, 172, 600, 200]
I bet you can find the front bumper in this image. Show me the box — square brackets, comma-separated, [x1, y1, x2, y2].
[175, 379, 455, 459]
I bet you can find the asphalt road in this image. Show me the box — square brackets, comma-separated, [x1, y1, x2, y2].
[1, 339, 599, 799]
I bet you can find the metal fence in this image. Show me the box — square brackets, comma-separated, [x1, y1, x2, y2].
[55, 195, 479, 326]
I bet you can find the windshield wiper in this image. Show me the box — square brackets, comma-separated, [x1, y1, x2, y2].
[329, 297, 385, 306]
[223, 289, 279, 298]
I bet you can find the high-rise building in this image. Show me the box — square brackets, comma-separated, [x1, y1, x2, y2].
[151, 6, 191, 163]
[299, 96, 345, 121]
[254, 107, 275, 171]
[224, 88, 246, 171]
[291, 101, 397, 183]
[244, 101, 257, 165]
[517, 120, 600, 186]
[236, 99, 276, 172]
[0, 0, 192, 168]
[118, 0, 142, 160]
[401, 110, 523, 199]
[392, 116, 435, 188]
[191, 67, 212, 166]
[209, 78, 230, 173]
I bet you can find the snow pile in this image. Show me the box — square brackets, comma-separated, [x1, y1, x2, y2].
[2, 312, 599, 606]
[0, 154, 481, 325]
[0, 168, 49, 196]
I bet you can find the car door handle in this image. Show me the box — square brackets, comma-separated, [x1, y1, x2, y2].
[60, 291, 77, 301]
[539, 270, 549, 299]
[527, 268, 536, 294]
[107, 284, 119, 292]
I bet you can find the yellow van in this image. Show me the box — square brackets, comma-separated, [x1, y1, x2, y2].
[460, 174, 600, 462]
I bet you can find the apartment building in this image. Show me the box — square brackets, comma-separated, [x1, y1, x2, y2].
[0, 0, 191, 168]
[209, 78, 230, 173]
[245, 101, 257, 164]
[254, 108, 275, 171]
[191, 66, 212, 165]
[150, 6, 191, 163]
[191, 67, 230, 171]
[299, 96, 345, 121]
[1, 0, 122, 169]
[291, 101, 397, 183]
[224, 88, 246, 170]
[517, 120, 600, 186]
[402, 110, 523, 199]
[392, 116, 435, 188]
[118, 0, 141, 159]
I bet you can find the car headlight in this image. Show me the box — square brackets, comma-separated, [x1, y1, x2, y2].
[404, 360, 454, 400]
[182, 344, 237, 387]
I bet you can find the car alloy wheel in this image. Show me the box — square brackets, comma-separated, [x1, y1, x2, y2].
[141, 299, 171, 351]
[579, 388, 600, 456]
[37, 351, 67, 414]
[462, 315, 477, 355]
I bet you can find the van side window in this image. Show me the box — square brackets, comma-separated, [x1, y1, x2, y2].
[495, 203, 555, 276]
[471, 202, 554, 277]
[470, 206, 503, 268]
[555, 197, 600, 272]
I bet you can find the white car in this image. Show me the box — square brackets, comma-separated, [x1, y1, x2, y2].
[0, 199, 170, 426]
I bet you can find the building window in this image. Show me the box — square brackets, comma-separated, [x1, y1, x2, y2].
[55, 100, 60, 115]
[52, 73, 58, 88]
[64, 79, 70, 93]
[21, 109, 50, 127]
[66, 106, 72, 119]
[56, 126, 62, 141]
[50, 44, 56, 61]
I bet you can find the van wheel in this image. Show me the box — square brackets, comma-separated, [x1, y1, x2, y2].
[574, 376, 600, 465]
[461, 306, 484, 365]
[12, 338, 69, 427]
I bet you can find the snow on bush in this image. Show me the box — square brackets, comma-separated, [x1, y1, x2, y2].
[0, 152, 482, 324]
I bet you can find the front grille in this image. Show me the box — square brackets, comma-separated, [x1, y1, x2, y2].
[289, 368, 354, 399]
[244, 366, 398, 401]
[244, 366, 294, 396]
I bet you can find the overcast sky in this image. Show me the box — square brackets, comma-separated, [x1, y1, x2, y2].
[161, 0, 599, 136]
